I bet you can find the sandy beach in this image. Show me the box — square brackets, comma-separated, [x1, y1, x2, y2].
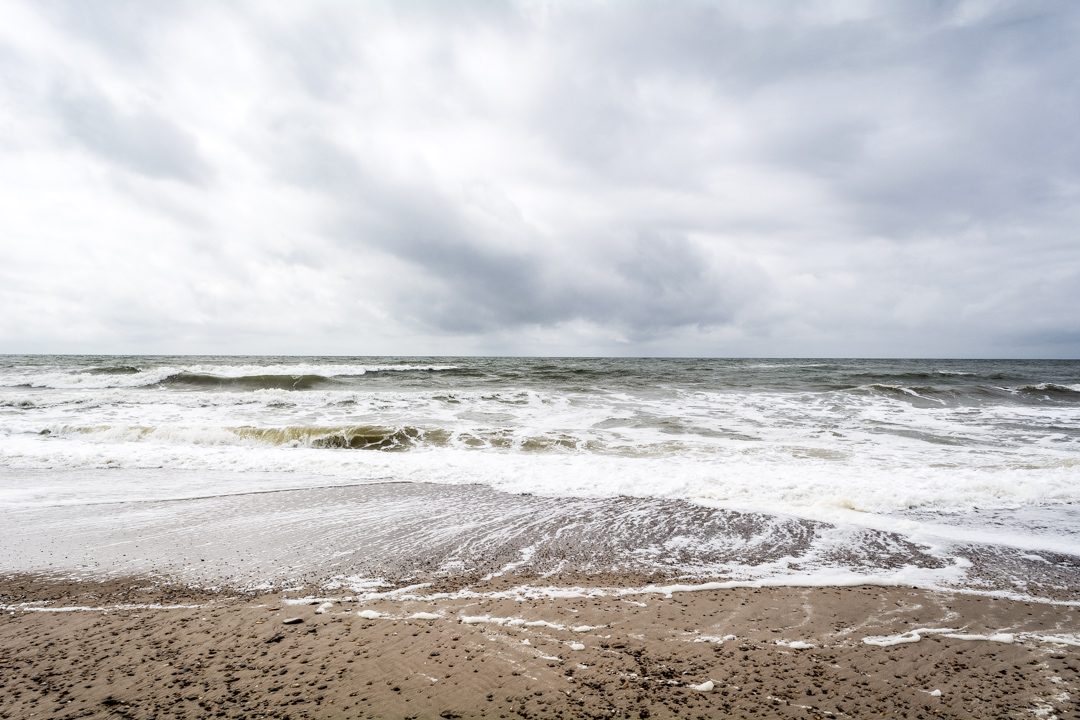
[3, 358, 1080, 718]
[2, 573, 1077, 719]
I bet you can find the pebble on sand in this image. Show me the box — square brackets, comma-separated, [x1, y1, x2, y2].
[283, 617, 303, 625]
[690, 680, 714, 692]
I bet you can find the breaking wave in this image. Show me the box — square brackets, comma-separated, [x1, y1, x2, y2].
[3, 356, 1078, 524]
[155, 373, 340, 391]
[0, 363, 460, 390]
[41, 424, 604, 454]
[85, 365, 142, 375]
[1014, 383, 1080, 397]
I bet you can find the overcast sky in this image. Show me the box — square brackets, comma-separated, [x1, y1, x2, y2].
[1, 0, 1078, 357]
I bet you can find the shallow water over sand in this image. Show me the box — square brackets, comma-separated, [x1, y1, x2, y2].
[2, 473, 1077, 601]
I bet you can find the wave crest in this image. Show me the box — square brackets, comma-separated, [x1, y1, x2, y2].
[0, 363, 460, 390]
[86, 365, 142, 375]
[1015, 383, 1080, 396]
[42, 424, 610, 454]
[236, 425, 444, 451]
[156, 373, 337, 391]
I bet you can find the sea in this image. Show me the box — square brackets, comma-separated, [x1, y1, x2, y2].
[1, 356, 1078, 600]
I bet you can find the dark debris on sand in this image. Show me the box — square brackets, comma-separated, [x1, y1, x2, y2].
[1, 574, 1078, 720]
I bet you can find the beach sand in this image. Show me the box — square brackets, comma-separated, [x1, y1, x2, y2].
[2, 573, 1077, 719]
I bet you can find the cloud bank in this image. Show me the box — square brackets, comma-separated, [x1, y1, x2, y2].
[1, 0, 1078, 356]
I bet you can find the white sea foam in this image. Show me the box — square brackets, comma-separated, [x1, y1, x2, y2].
[2, 356, 1078, 588]
[941, 632, 1014, 643]
[694, 635, 736, 643]
[863, 631, 930, 646]
[3, 430, 1079, 533]
[862, 627, 986, 646]
[776, 640, 815, 649]
[627, 566, 971, 598]
[1030, 634, 1080, 647]
[461, 615, 505, 624]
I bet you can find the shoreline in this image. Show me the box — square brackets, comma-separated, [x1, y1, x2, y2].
[2, 572, 1077, 719]
[6, 478, 1079, 604]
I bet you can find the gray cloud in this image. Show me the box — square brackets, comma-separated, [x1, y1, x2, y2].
[273, 135, 760, 337]
[53, 83, 212, 184]
[0, 0, 1078, 356]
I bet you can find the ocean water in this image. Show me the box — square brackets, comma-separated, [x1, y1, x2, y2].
[1, 356, 1078, 595]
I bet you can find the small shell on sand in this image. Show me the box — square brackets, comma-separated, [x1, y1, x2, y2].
[690, 680, 714, 692]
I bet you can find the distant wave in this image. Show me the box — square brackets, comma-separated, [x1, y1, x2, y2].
[1015, 383, 1080, 396]
[0, 364, 460, 390]
[149, 365, 461, 391]
[154, 372, 340, 391]
[851, 383, 957, 404]
[845, 371, 979, 381]
[86, 365, 142, 375]
[851, 381, 1080, 405]
[862, 383, 938, 396]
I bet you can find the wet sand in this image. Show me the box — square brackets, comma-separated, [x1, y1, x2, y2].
[3, 481, 1079, 717]
[5, 481, 1079, 601]
[2, 573, 1078, 719]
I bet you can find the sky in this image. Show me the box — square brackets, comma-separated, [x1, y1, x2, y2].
[1, 0, 1078, 358]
